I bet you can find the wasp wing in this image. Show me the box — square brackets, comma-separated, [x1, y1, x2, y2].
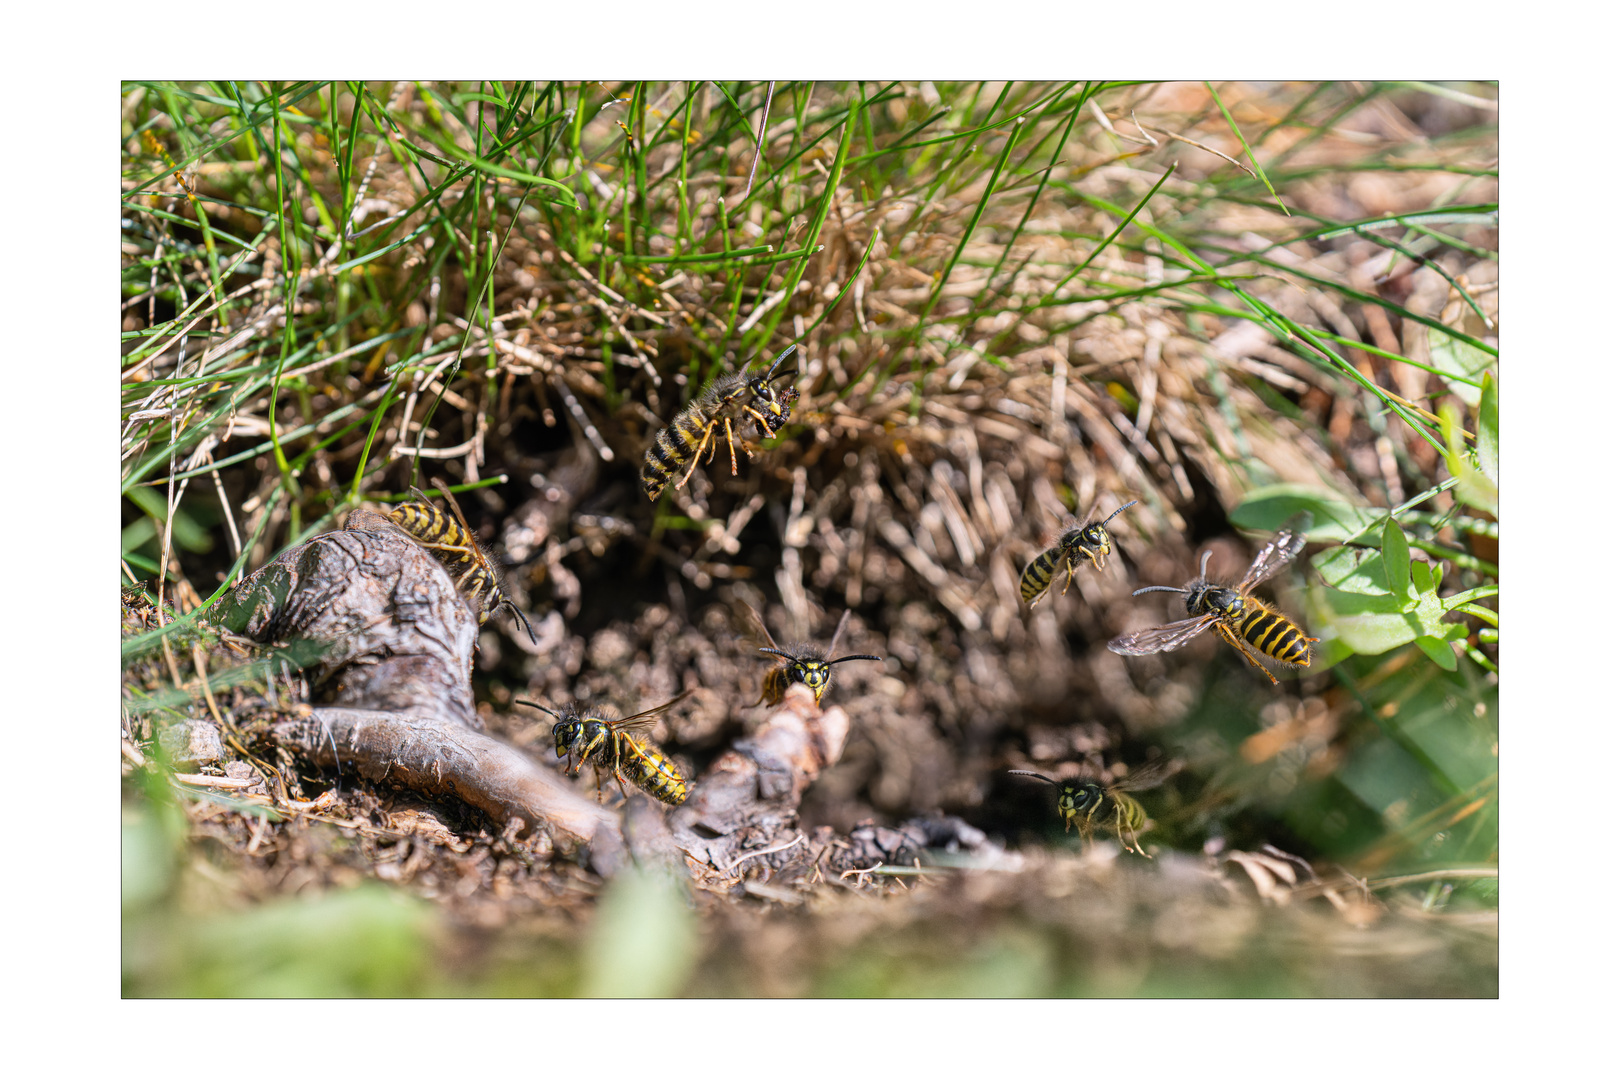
[1107, 614, 1218, 656]
[825, 608, 854, 657]
[1235, 528, 1308, 593]
[1111, 759, 1181, 793]
[746, 604, 782, 651]
[615, 690, 694, 726]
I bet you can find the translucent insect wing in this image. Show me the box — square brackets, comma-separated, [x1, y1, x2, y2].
[1108, 614, 1218, 656]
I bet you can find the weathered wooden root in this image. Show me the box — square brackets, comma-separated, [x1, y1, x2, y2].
[213, 509, 623, 868]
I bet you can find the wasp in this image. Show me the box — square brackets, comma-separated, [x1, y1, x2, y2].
[1107, 525, 1316, 684]
[517, 692, 692, 805]
[1019, 500, 1137, 605]
[1008, 761, 1175, 857]
[388, 479, 535, 643]
[641, 344, 800, 501]
[750, 605, 883, 707]
[140, 128, 197, 202]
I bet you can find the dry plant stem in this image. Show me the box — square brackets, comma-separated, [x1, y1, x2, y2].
[213, 508, 624, 866]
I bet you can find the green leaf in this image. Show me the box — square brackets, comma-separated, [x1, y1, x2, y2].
[1427, 326, 1495, 407]
[1477, 371, 1498, 486]
[1318, 605, 1420, 655]
[1414, 635, 1459, 671]
[1441, 403, 1498, 518]
[1311, 546, 1389, 597]
[1382, 518, 1411, 605]
[1232, 484, 1383, 543]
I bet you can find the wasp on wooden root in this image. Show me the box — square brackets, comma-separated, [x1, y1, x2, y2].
[388, 479, 535, 643]
[517, 692, 692, 805]
[641, 344, 800, 501]
[750, 605, 882, 707]
[1107, 525, 1316, 684]
[1020, 500, 1138, 606]
[1008, 761, 1175, 857]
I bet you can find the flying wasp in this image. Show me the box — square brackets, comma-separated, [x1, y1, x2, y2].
[641, 344, 800, 501]
[388, 479, 536, 643]
[750, 605, 883, 707]
[517, 692, 692, 805]
[1008, 761, 1176, 857]
[1020, 500, 1138, 606]
[1107, 525, 1316, 685]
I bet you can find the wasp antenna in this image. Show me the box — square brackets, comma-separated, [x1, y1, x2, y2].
[507, 603, 537, 645]
[514, 698, 561, 719]
[762, 342, 799, 379]
[828, 653, 883, 665]
[1132, 585, 1186, 597]
[1008, 770, 1059, 786]
[1101, 500, 1138, 524]
[1198, 549, 1214, 577]
[759, 647, 797, 661]
[826, 608, 853, 656]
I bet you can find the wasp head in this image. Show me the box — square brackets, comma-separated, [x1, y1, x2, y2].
[792, 658, 832, 697]
[1183, 582, 1243, 618]
[747, 376, 798, 434]
[1075, 524, 1113, 570]
[1057, 780, 1106, 820]
[746, 343, 800, 435]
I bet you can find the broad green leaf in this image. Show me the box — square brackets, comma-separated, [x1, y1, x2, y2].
[1312, 584, 1407, 618]
[1382, 518, 1411, 605]
[1311, 546, 1389, 597]
[1427, 325, 1494, 407]
[1414, 635, 1459, 671]
[1317, 605, 1420, 655]
[1232, 484, 1383, 543]
[1441, 403, 1499, 518]
[1477, 371, 1498, 486]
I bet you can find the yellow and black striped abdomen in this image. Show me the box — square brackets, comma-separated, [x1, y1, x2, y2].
[619, 737, 689, 805]
[642, 404, 717, 500]
[1233, 599, 1313, 665]
[1019, 546, 1067, 604]
[390, 503, 466, 548]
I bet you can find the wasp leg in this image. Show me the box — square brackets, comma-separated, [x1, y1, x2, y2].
[722, 417, 741, 475]
[1117, 806, 1148, 857]
[1060, 560, 1077, 597]
[677, 423, 716, 490]
[742, 406, 775, 446]
[1216, 623, 1281, 685]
